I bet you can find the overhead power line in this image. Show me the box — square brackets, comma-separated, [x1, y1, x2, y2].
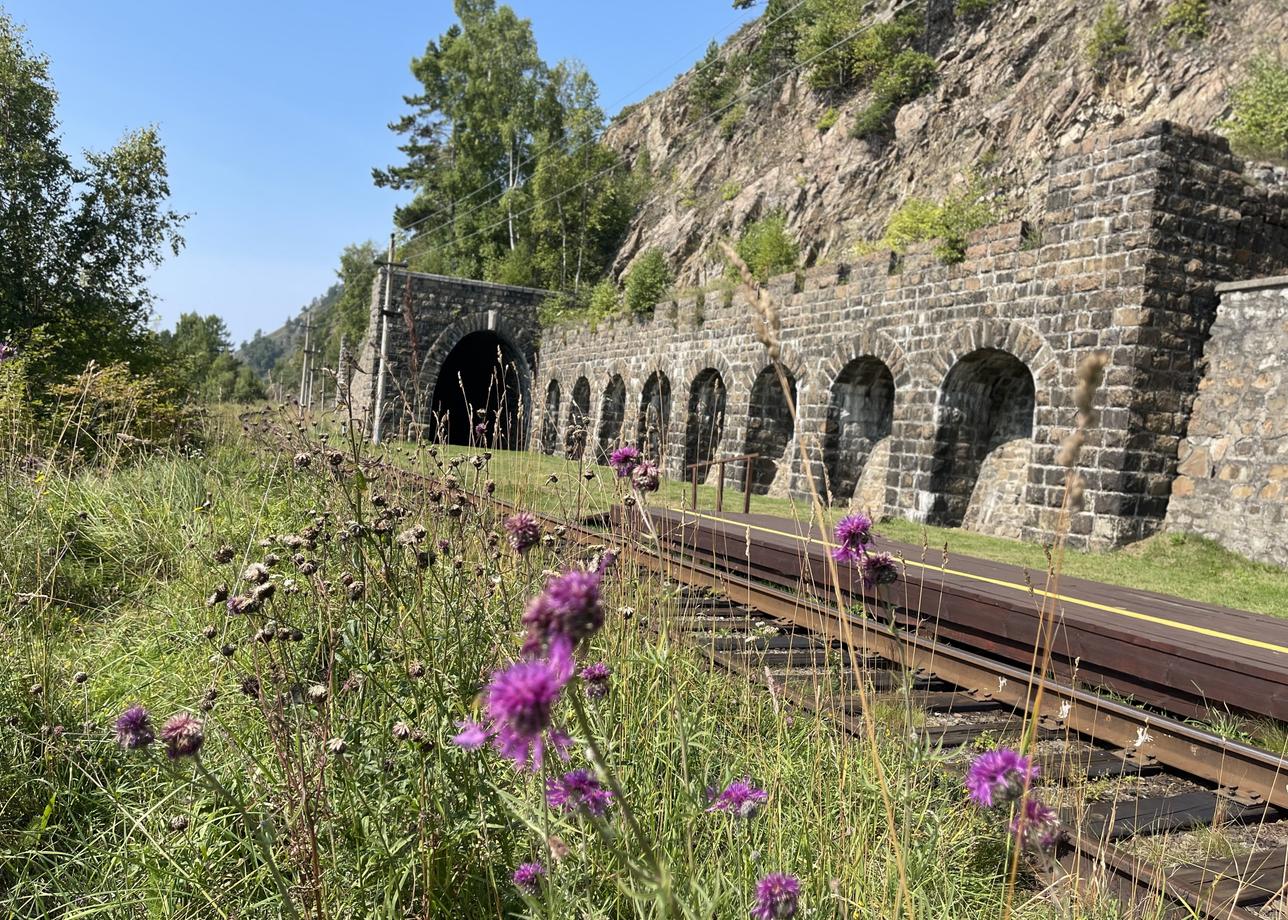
[393, 0, 809, 239]
[396, 13, 888, 268]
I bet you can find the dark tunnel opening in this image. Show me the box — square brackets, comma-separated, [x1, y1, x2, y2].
[428, 331, 525, 448]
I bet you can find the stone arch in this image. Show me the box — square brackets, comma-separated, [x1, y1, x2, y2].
[637, 370, 672, 463]
[684, 367, 728, 482]
[742, 361, 798, 494]
[565, 376, 591, 459]
[595, 374, 627, 464]
[927, 347, 1037, 535]
[822, 357, 896, 505]
[540, 378, 561, 455]
[927, 320, 1056, 386]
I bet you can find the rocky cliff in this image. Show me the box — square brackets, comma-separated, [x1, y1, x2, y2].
[604, 0, 1287, 285]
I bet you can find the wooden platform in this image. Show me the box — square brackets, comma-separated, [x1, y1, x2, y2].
[638, 508, 1288, 722]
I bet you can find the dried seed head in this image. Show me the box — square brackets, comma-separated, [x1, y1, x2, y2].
[73, 671, 89, 684]
[219, 643, 236, 658]
[169, 815, 190, 832]
[408, 660, 426, 679]
[325, 737, 347, 755]
[202, 625, 218, 640]
[392, 721, 413, 742]
[1066, 473, 1087, 513]
[242, 563, 270, 585]
[213, 545, 235, 564]
[307, 684, 329, 705]
[207, 584, 229, 607]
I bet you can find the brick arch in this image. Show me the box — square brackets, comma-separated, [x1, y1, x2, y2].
[928, 320, 1057, 389]
[677, 350, 737, 400]
[741, 358, 802, 494]
[820, 330, 911, 391]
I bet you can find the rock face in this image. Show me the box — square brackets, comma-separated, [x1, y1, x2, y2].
[603, 0, 1287, 286]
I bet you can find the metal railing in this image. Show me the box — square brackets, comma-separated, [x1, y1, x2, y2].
[686, 453, 759, 514]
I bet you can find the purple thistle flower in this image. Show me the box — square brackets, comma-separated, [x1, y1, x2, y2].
[608, 444, 641, 478]
[752, 872, 800, 919]
[965, 747, 1038, 808]
[484, 642, 573, 771]
[159, 713, 204, 760]
[114, 704, 155, 750]
[707, 778, 769, 818]
[545, 768, 614, 817]
[631, 460, 660, 493]
[831, 513, 873, 564]
[451, 719, 489, 750]
[512, 861, 545, 894]
[1011, 795, 1062, 851]
[521, 568, 604, 656]
[579, 662, 611, 699]
[503, 512, 541, 554]
[859, 551, 899, 589]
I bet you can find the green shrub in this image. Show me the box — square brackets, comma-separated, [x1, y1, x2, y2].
[954, 0, 995, 19]
[720, 181, 742, 202]
[1160, 0, 1209, 38]
[861, 180, 994, 264]
[851, 50, 937, 138]
[1086, 2, 1132, 69]
[1220, 55, 1288, 162]
[718, 103, 746, 141]
[588, 278, 623, 319]
[849, 10, 925, 84]
[727, 212, 800, 283]
[816, 107, 839, 131]
[797, 0, 865, 89]
[623, 249, 672, 315]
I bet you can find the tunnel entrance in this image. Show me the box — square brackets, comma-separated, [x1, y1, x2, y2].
[684, 368, 726, 483]
[637, 371, 671, 463]
[927, 348, 1035, 532]
[823, 358, 895, 504]
[540, 379, 561, 455]
[595, 375, 627, 464]
[565, 377, 590, 459]
[742, 363, 796, 494]
[428, 331, 525, 448]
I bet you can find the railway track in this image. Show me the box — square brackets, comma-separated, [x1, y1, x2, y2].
[249, 418, 1288, 918]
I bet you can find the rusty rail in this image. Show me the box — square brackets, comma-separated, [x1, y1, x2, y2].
[686, 453, 758, 514]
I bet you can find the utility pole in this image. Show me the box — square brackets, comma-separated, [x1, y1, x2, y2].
[336, 335, 348, 410]
[297, 305, 313, 414]
[371, 232, 409, 444]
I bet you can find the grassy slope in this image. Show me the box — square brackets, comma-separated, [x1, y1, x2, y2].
[394, 443, 1288, 618]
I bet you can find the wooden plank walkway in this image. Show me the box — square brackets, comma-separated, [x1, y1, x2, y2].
[638, 508, 1288, 722]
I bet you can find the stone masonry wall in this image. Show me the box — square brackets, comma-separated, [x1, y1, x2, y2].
[529, 122, 1288, 552]
[1165, 278, 1288, 566]
[349, 270, 547, 439]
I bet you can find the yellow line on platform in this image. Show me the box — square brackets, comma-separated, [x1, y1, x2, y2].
[676, 509, 1288, 658]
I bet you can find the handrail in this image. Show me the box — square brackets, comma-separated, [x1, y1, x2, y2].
[686, 453, 759, 514]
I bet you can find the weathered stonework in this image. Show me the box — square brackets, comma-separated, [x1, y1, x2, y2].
[349, 122, 1287, 557]
[1165, 278, 1288, 566]
[526, 122, 1288, 552]
[349, 271, 547, 444]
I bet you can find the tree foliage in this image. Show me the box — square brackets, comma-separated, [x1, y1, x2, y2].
[0, 13, 186, 400]
[1220, 55, 1288, 163]
[157, 313, 264, 403]
[727, 212, 800, 283]
[375, 0, 634, 296]
[623, 249, 672, 315]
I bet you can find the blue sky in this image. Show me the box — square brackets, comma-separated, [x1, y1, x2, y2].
[6, 1, 758, 344]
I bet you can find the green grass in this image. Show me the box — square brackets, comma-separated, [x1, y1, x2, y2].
[391, 443, 1288, 618]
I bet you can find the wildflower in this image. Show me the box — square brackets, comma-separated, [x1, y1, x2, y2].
[325, 737, 347, 755]
[708, 778, 769, 818]
[213, 545, 235, 564]
[512, 861, 545, 895]
[160, 713, 204, 760]
[831, 513, 873, 564]
[579, 662, 611, 699]
[307, 684, 328, 705]
[73, 671, 89, 684]
[392, 721, 413, 742]
[608, 444, 641, 478]
[859, 551, 899, 588]
[752, 872, 800, 919]
[485, 645, 574, 771]
[545, 769, 614, 817]
[242, 563, 269, 585]
[169, 814, 190, 832]
[0, 341, 16, 363]
[201, 624, 218, 640]
[207, 584, 229, 606]
[965, 747, 1038, 808]
[407, 660, 426, 679]
[632, 460, 660, 493]
[1011, 795, 1062, 852]
[521, 568, 604, 655]
[114, 705, 155, 750]
[451, 719, 489, 750]
[504, 512, 541, 554]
